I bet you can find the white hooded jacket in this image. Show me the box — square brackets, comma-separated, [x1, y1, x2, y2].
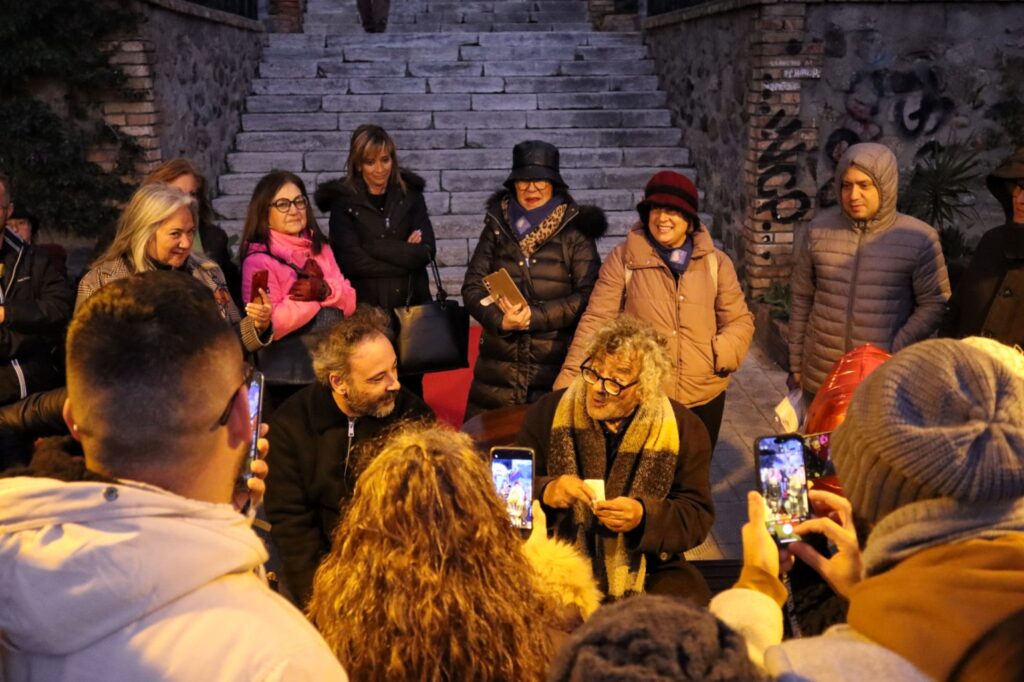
[0, 477, 347, 682]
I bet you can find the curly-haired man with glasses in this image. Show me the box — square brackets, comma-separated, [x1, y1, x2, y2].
[517, 316, 715, 604]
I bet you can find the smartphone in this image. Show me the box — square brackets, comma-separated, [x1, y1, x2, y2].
[250, 270, 269, 303]
[238, 370, 265, 486]
[489, 446, 535, 532]
[754, 434, 810, 544]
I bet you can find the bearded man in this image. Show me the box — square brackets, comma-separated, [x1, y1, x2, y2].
[265, 306, 434, 606]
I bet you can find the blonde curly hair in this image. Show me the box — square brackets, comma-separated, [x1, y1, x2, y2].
[584, 316, 671, 401]
[307, 424, 558, 681]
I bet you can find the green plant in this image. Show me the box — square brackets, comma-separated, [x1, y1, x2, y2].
[899, 140, 981, 262]
[756, 281, 791, 321]
[0, 0, 140, 238]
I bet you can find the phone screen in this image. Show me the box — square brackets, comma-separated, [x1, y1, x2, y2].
[239, 371, 265, 485]
[755, 435, 809, 543]
[490, 447, 534, 531]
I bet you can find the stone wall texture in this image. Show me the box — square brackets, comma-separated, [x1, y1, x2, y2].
[141, 0, 263, 186]
[645, 4, 758, 259]
[644, 0, 1024, 295]
[802, 2, 1024, 234]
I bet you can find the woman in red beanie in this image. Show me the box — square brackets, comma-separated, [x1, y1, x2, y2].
[555, 170, 754, 447]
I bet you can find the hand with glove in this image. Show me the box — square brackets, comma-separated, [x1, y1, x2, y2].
[288, 276, 330, 302]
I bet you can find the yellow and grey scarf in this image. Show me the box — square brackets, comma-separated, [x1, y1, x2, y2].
[547, 380, 679, 597]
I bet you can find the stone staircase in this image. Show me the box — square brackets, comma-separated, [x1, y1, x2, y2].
[214, 0, 697, 292]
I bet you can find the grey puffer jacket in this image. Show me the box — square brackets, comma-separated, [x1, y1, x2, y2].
[789, 143, 950, 393]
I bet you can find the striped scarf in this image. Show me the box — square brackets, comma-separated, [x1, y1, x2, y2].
[547, 380, 679, 597]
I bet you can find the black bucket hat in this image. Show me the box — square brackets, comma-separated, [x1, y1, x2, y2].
[504, 140, 566, 190]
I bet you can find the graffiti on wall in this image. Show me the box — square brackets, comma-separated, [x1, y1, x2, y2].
[756, 109, 812, 225]
[818, 54, 955, 207]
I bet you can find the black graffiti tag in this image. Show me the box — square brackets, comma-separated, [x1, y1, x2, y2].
[756, 110, 811, 224]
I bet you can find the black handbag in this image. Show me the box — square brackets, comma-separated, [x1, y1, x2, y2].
[257, 306, 344, 385]
[393, 258, 470, 375]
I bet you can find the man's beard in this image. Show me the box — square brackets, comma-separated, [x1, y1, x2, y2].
[348, 386, 398, 418]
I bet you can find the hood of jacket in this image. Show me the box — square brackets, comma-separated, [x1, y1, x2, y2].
[836, 142, 899, 231]
[314, 169, 426, 213]
[484, 189, 608, 241]
[0, 477, 267, 656]
[848, 533, 1024, 681]
[986, 147, 1024, 222]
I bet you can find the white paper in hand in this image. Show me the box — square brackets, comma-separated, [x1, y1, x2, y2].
[584, 478, 606, 502]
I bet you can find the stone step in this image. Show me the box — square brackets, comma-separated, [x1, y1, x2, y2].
[217, 165, 693, 201]
[240, 107, 672, 132]
[261, 31, 643, 52]
[247, 89, 666, 111]
[219, 146, 687, 174]
[259, 58, 654, 80]
[304, 18, 593, 33]
[233, 126, 679, 152]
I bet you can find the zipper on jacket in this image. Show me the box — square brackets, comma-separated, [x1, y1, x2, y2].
[843, 226, 867, 352]
[344, 417, 357, 480]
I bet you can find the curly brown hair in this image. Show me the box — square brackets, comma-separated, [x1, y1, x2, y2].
[307, 424, 557, 681]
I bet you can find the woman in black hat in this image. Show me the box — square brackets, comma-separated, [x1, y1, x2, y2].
[461, 140, 608, 419]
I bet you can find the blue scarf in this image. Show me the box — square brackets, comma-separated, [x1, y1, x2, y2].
[645, 230, 695, 276]
[509, 195, 564, 238]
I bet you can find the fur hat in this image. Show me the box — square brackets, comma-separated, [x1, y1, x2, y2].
[547, 594, 765, 682]
[832, 337, 1024, 526]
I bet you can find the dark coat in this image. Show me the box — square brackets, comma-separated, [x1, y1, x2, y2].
[316, 170, 436, 312]
[0, 230, 73, 405]
[461, 191, 606, 418]
[516, 388, 715, 604]
[942, 149, 1024, 345]
[264, 381, 434, 606]
[199, 221, 242, 307]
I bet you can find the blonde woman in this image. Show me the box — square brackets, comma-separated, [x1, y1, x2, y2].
[141, 157, 241, 303]
[307, 424, 572, 681]
[78, 183, 272, 352]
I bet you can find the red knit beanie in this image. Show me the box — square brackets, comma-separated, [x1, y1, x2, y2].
[637, 171, 699, 222]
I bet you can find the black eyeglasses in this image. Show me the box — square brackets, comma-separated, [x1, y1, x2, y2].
[213, 363, 254, 430]
[270, 196, 309, 213]
[580, 357, 639, 396]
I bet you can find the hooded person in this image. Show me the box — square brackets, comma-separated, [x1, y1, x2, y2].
[942, 147, 1024, 346]
[461, 139, 607, 419]
[711, 337, 1024, 680]
[788, 142, 950, 397]
[0, 272, 347, 681]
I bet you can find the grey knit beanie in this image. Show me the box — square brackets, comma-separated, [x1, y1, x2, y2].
[547, 595, 765, 682]
[832, 338, 1024, 526]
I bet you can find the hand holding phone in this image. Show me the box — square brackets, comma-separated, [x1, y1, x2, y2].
[250, 270, 269, 303]
[755, 434, 810, 544]
[237, 371, 265, 488]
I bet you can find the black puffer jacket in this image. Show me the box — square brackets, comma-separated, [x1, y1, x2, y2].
[462, 190, 606, 418]
[315, 170, 435, 312]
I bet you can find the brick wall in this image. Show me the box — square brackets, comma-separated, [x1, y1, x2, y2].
[742, 3, 822, 293]
[88, 0, 262, 185]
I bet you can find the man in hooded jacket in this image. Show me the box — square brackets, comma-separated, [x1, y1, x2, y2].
[0, 272, 347, 681]
[788, 142, 950, 396]
[942, 146, 1024, 346]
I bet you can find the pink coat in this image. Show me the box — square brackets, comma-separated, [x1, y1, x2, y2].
[242, 230, 356, 338]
